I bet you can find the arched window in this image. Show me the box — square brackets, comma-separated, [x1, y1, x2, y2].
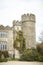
[0, 41, 7, 50]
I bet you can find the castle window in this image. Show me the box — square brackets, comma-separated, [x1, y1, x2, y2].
[0, 32, 7, 38]
[0, 41, 7, 50]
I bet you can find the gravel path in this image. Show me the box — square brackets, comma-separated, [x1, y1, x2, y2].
[0, 61, 43, 65]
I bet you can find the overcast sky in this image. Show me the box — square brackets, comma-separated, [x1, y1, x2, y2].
[0, 0, 43, 42]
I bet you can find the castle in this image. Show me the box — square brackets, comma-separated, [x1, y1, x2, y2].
[0, 13, 36, 58]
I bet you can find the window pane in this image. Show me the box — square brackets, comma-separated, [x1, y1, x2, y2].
[0, 41, 7, 50]
[0, 32, 7, 38]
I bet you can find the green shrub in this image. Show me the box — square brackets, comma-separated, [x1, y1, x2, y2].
[37, 43, 43, 56]
[0, 58, 8, 62]
[20, 49, 39, 61]
[38, 55, 43, 62]
[36, 43, 43, 62]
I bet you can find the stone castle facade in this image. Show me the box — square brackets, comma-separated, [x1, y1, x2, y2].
[0, 13, 36, 58]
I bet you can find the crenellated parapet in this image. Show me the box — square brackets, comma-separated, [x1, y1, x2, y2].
[30, 14, 35, 22]
[21, 13, 35, 22]
[0, 25, 12, 30]
[13, 20, 22, 26]
[21, 13, 29, 22]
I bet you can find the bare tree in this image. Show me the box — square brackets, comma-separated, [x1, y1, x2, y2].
[39, 31, 43, 42]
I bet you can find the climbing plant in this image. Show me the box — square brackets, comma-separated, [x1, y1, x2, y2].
[13, 31, 26, 53]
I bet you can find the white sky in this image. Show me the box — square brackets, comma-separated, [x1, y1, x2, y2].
[0, 0, 43, 42]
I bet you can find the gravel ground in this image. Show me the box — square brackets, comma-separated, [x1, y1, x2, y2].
[0, 61, 43, 65]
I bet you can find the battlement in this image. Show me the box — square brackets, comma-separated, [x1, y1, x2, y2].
[21, 13, 35, 22]
[13, 20, 21, 26]
[0, 25, 12, 30]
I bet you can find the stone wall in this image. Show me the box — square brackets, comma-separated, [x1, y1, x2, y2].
[0, 25, 14, 58]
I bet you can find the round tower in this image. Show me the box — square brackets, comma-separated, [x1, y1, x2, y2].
[21, 13, 36, 48]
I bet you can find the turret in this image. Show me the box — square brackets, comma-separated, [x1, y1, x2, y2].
[13, 20, 21, 26]
[13, 20, 22, 40]
[21, 13, 36, 48]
